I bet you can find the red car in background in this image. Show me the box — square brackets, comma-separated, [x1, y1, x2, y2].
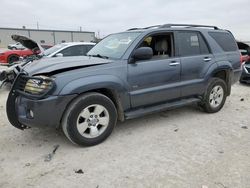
[0, 35, 50, 65]
[0, 49, 35, 64]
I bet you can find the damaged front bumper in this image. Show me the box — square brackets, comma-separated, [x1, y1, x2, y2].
[6, 74, 76, 130]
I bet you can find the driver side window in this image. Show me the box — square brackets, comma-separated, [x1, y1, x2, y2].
[137, 33, 174, 60]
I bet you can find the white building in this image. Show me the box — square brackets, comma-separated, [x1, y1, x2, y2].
[0, 27, 95, 48]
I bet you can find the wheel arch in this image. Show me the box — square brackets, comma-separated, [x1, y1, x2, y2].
[7, 54, 20, 63]
[205, 61, 233, 96]
[59, 88, 125, 130]
[211, 67, 232, 96]
[58, 75, 129, 128]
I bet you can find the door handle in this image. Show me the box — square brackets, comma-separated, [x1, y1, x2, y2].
[204, 57, 212, 62]
[169, 61, 180, 66]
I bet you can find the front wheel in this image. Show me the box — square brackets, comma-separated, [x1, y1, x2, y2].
[62, 93, 117, 146]
[7, 55, 19, 64]
[200, 78, 227, 113]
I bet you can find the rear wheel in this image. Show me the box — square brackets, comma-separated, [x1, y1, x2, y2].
[7, 55, 19, 64]
[62, 93, 117, 146]
[200, 78, 227, 113]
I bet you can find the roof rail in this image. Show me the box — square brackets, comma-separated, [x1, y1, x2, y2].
[160, 24, 219, 30]
[127, 24, 219, 31]
[143, 25, 161, 29]
[127, 28, 141, 31]
[127, 25, 161, 31]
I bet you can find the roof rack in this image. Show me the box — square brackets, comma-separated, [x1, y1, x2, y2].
[127, 24, 219, 31]
[160, 24, 219, 30]
[127, 25, 161, 31]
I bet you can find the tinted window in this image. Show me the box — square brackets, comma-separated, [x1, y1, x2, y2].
[60, 45, 84, 56]
[43, 43, 68, 56]
[178, 32, 209, 56]
[86, 45, 94, 52]
[198, 34, 210, 54]
[81, 45, 94, 55]
[209, 32, 237, 52]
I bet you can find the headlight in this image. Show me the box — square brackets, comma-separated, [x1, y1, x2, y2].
[24, 76, 54, 95]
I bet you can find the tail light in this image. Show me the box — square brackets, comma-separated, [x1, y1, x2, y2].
[240, 54, 246, 65]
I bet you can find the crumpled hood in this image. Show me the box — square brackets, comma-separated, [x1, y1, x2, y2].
[23, 56, 111, 75]
[11, 35, 44, 53]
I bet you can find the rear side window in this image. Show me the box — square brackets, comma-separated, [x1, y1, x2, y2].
[178, 32, 210, 56]
[209, 32, 238, 52]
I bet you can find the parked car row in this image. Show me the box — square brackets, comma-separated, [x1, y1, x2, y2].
[237, 41, 250, 83]
[0, 35, 95, 64]
[4, 24, 243, 146]
[0, 35, 95, 86]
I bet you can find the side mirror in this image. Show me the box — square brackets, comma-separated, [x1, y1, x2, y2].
[133, 47, 153, 61]
[55, 53, 63, 57]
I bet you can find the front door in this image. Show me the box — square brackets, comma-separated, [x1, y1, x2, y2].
[128, 32, 181, 108]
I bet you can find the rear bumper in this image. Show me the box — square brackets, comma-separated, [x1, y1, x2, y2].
[232, 68, 242, 84]
[7, 85, 77, 129]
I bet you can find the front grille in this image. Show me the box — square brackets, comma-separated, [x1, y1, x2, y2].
[16, 75, 29, 92]
[246, 67, 250, 73]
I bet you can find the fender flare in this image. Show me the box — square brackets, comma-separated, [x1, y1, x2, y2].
[59, 75, 130, 120]
[205, 61, 233, 96]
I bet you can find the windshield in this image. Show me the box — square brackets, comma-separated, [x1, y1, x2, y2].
[43, 43, 68, 56]
[87, 32, 141, 59]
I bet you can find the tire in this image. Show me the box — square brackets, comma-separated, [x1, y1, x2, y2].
[200, 78, 227, 113]
[11, 47, 17, 50]
[7, 55, 19, 64]
[62, 92, 117, 146]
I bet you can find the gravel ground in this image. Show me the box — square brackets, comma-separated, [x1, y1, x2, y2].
[0, 82, 249, 188]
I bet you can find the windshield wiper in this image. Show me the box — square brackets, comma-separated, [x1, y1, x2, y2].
[88, 54, 109, 59]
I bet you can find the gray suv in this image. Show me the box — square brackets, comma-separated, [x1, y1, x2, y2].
[6, 24, 242, 146]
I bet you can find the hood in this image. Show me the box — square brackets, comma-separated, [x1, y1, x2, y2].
[11, 35, 44, 53]
[23, 56, 112, 75]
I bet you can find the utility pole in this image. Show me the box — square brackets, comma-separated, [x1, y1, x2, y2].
[97, 30, 100, 39]
[37, 22, 39, 30]
[80, 26, 82, 32]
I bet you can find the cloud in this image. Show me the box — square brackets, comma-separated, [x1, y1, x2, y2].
[0, 0, 249, 40]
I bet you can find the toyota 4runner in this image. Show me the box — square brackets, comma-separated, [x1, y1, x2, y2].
[6, 24, 242, 146]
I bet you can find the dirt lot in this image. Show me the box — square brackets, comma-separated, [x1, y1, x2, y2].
[0, 80, 249, 188]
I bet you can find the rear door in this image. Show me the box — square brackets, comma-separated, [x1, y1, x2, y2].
[177, 31, 215, 97]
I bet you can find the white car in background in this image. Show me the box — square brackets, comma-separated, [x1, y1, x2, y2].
[0, 35, 96, 86]
[43, 42, 96, 58]
[7, 42, 25, 50]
